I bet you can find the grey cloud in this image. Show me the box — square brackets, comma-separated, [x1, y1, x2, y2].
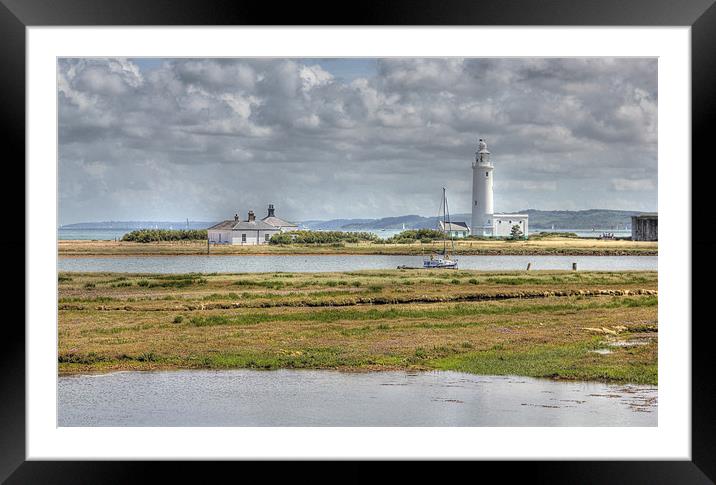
[58, 57, 657, 224]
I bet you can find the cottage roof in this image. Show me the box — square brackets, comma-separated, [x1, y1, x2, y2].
[207, 220, 237, 230]
[262, 216, 298, 228]
[439, 221, 469, 231]
[208, 219, 279, 231]
[232, 220, 279, 231]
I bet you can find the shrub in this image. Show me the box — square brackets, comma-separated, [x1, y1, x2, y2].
[509, 224, 525, 240]
[122, 229, 208, 243]
[269, 231, 379, 245]
[385, 229, 445, 243]
[173, 315, 184, 324]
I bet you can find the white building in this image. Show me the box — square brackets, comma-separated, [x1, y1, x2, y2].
[491, 214, 529, 237]
[261, 204, 298, 232]
[439, 221, 470, 238]
[470, 138, 528, 237]
[208, 210, 280, 245]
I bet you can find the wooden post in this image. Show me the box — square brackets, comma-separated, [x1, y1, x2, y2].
[572, 262, 577, 271]
[526, 263, 531, 271]
[207, 238, 210, 255]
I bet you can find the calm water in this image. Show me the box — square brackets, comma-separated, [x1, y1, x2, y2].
[59, 228, 131, 240]
[58, 370, 657, 427]
[58, 254, 656, 273]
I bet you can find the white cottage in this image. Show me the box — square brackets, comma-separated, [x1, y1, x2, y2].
[439, 221, 470, 238]
[208, 210, 280, 245]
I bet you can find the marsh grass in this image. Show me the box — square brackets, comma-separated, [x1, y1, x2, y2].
[58, 269, 658, 383]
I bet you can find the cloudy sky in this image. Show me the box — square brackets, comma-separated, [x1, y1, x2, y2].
[58, 57, 657, 225]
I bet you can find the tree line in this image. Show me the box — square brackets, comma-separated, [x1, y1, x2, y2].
[122, 229, 208, 242]
[269, 231, 379, 245]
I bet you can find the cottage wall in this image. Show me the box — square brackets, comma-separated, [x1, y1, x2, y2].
[209, 229, 279, 244]
[230, 229, 279, 245]
[208, 230, 233, 243]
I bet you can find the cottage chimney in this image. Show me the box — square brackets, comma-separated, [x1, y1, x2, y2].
[248, 210, 255, 222]
[234, 213, 239, 221]
[268, 204, 275, 217]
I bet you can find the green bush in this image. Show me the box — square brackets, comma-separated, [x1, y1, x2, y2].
[122, 229, 208, 243]
[269, 231, 379, 245]
[530, 232, 578, 239]
[385, 229, 445, 243]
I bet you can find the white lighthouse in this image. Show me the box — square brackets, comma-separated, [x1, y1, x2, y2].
[471, 138, 494, 236]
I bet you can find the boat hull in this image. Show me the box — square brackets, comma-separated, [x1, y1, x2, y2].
[423, 259, 458, 269]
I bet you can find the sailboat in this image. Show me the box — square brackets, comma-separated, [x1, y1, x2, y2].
[423, 187, 458, 269]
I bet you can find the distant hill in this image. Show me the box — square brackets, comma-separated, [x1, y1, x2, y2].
[298, 219, 374, 231]
[63, 209, 646, 232]
[60, 221, 217, 230]
[301, 209, 645, 231]
[522, 209, 641, 229]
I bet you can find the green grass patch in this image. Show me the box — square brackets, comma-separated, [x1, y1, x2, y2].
[428, 340, 657, 385]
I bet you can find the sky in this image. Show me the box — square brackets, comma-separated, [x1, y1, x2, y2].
[58, 57, 657, 225]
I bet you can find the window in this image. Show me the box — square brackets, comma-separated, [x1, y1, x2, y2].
[474, 201, 477, 206]
[265, 233, 270, 242]
[241, 233, 246, 243]
[486, 171, 489, 177]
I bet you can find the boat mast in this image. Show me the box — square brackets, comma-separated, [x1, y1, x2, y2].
[442, 187, 447, 254]
[443, 187, 454, 255]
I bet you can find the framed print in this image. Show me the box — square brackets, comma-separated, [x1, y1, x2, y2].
[4, 0, 715, 481]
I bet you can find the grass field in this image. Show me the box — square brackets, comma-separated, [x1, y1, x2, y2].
[58, 269, 658, 384]
[58, 236, 657, 256]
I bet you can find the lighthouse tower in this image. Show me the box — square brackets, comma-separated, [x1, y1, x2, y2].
[471, 138, 494, 236]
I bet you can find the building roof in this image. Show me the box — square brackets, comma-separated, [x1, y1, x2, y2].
[262, 216, 298, 228]
[493, 214, 529, 218]
[208, 220, 279, 231]
[439, 221, 470, 231]
[634, 212, 658, 218]
[207, 220, 237, 230]
[232, 220, 279, 231]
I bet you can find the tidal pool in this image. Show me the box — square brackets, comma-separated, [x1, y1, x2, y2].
[58, 370, 657, 427]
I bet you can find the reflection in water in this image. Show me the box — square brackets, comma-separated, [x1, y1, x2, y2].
[58, 370, 657, 427]
[58, 254, 657, 274]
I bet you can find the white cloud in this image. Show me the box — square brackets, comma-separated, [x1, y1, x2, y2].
[58, 57, 658, 224]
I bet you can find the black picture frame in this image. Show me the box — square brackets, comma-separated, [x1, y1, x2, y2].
[3, 0, 714, 481]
